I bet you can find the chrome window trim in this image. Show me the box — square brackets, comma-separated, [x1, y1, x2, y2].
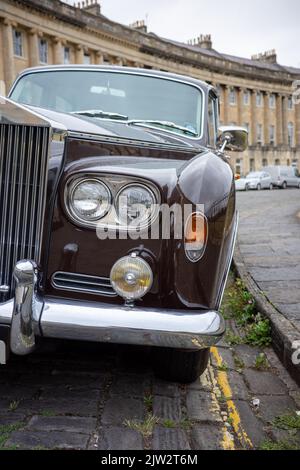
[64, 173, 161, 231]
[67, 131, 202, 153]
[9, 67, 206, 142]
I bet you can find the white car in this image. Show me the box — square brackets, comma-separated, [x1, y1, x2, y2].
[235, 177, 250, 191]
[244, 171, 273, 190]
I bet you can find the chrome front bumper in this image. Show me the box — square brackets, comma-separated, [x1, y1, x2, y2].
[0, 260, 225, 356]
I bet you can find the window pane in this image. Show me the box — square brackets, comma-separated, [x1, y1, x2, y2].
[11, 70, 204, 138]
[13, 30, 23, 57]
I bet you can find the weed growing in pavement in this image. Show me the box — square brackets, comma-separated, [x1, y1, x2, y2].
[223, 277, 272, 348]
[143, 395, 153, 413]
[260, 439, 299, 450]
[226, 278, 256, 326]
[225, 330, 243, 346]
[0, 422, 24, 449]
[8, 400, 20, 412]
[124, 413, 159, 438]
[162, 419, 176, 429]
[273, 413, 300, 431]
[233, 355, 245, 372]
[254, 353, 269, 370]
[217, 361, 229, 372]
[245, 315, 272, 347]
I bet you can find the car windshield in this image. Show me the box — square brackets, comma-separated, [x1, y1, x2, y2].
[10, 70, 203, 138]
[246, 172, 262, 179]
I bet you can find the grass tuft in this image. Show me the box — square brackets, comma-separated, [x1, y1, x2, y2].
[124, 413, 159, 438]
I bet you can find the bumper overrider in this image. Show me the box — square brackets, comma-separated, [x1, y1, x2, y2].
[0, 260, 225, 357]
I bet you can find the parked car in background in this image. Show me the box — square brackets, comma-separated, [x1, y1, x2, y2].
[243, 171, 273, 190]
[235, 176, 250, 191]
[0, 65, 248, 383]
[264, 165, 300, 189]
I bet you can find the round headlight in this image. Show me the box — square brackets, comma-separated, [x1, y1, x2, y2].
[110, 255, 153, 301]
[69, 179, 111, 222]
[116, 184, 156, 227]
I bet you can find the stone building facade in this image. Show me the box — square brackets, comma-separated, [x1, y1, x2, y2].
[0, 0, 299, 174]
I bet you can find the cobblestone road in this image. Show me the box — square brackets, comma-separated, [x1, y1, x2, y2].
[1, 315, 299, 450]
[236, 188, 300, 332]
[1, 190, 300, 450]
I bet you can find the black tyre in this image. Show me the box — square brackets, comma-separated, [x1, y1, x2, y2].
[269, 183, 273, 190]
[282, 181, 287, 189]
[152, 347, 210, 384]
[245, 184, 249, 191]
[257, 184, 261, 191]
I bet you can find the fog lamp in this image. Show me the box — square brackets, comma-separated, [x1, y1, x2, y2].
[110, 255, 153, 301]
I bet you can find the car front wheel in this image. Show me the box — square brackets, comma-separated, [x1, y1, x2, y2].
[269, 183, 273, 190]
[152, 347, 210, 383]
[282, 182, 287, 189]
[257, 184, 261, 191]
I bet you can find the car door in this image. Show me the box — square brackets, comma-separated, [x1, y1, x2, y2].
[290, 168, 299, 187]
[261, 172, 269, 188]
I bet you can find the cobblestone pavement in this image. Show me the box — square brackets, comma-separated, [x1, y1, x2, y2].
[1, 189, 300, 450]
[1, 318, 300, 450]
[236, 189, 300, 332]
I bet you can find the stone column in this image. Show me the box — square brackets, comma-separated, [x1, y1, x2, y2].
[282, 95, 288, 145]
[263, 92, 270, 145]
[250, 90, 257, 145]
[296, 100, 300, 147]
[276, 94, 283, 145]
[223, 85, 229, 124]
[94, 51, 104, 65]
[237, 87, 244, 125]
[53, 37, 64, 64]
[2, 19, 15, 90]
[115, 57, 123, 66]
[28, 28, 39, 66]
[75, 45, 84, 64]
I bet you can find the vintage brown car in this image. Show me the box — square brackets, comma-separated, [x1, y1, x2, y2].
[0, 66, 247, 383]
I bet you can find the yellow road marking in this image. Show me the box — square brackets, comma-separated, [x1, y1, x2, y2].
[211, 347, 253, 449]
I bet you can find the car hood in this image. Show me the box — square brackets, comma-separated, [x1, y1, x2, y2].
[26, 105, 203, 150]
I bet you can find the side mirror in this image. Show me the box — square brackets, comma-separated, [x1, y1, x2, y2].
[217, 126, 248, 152]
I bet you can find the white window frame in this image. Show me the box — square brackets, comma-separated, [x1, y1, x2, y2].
[39, 38, 48, 64]
[229, 87, 236, 106]
[257, 123, 263, 144]
[288, 122, 294, 147]
[256, 92, 263, 107]
[13, 29, 23, 57]
[243, 90, 250, 105]
[269, 94, 276, 109]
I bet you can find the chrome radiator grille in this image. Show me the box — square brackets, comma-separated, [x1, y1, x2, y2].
[0, 124, 49, 301]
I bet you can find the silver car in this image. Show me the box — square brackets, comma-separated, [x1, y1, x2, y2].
[264, 165, 300, 189]
[244, 171, 273, 190]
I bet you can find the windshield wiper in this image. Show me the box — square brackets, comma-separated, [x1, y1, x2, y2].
[71, 109, 128, 120]
[126, 119, 198, 137]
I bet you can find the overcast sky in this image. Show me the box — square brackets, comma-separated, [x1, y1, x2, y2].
[66, 0, 300, 67]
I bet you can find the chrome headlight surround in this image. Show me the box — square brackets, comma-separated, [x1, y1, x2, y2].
[66, 177, 112, 226]
[64, 174, 160, 231]
[115, 183, 158, 229]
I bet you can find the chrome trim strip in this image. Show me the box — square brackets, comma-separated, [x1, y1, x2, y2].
[41, 300, 225, 350]
[215, 211, 239, 310]
[9, 67, 206, 142]
[67, 131, 202, 153]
